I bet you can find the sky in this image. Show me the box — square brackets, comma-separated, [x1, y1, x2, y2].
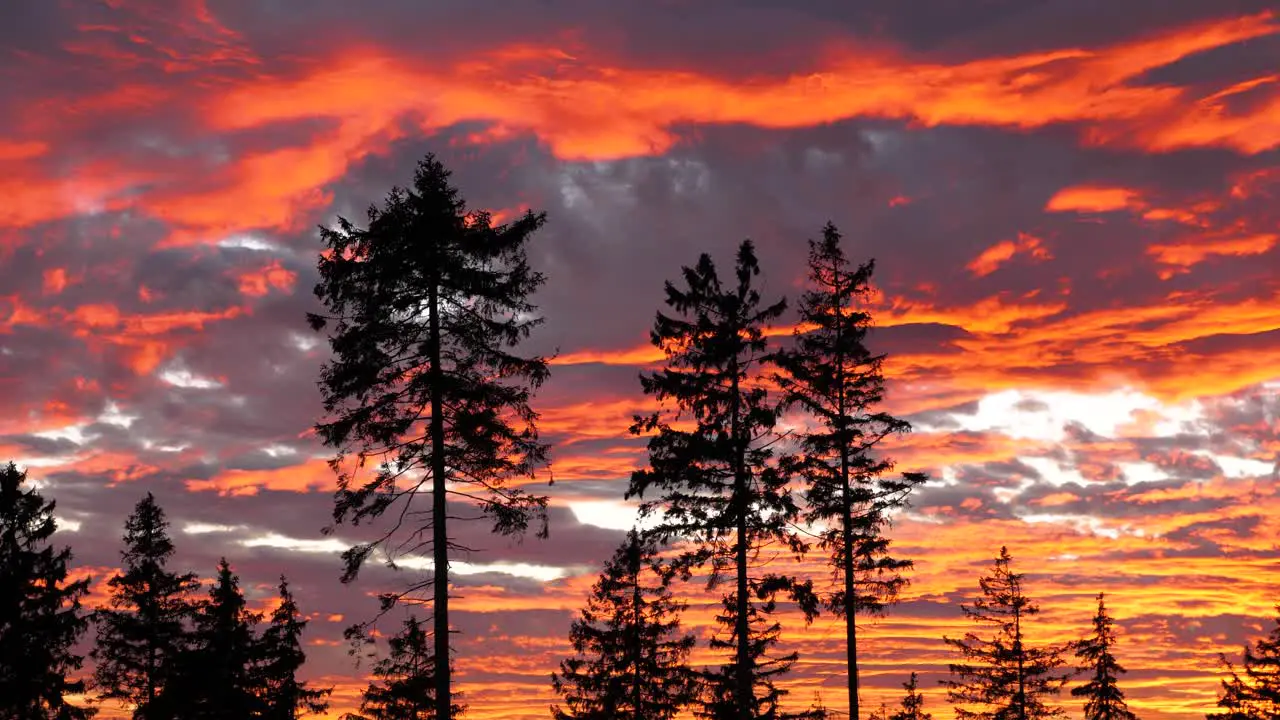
[1, 0, 1279, 718]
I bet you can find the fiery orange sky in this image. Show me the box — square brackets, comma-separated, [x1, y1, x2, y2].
[2, 1, 1278, 718]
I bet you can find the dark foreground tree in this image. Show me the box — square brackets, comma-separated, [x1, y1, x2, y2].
[888, 673, 931, 720]
[257, 577, 332, 719]
[943, 547, 1068, 720]
[345, 616, 462, 720]
[0, 462, 95, 719]
[1211, 605, 1280, 720]
[551, 530, 698, 720]
[1072, 594, 1136, 720]
[774, 222, 926, 720]
[627, 241, 818, 720]
[161, 559, 262, 719]
[310, 153, 552, 719]
[92, 493, 199, 720]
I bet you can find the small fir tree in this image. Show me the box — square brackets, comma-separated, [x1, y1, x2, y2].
[344, 616, 463, 720]
[161, 558, 262, 720]
[551, 530, 698, 720]
[92, 493, 200, 720]
[257, 577, 333, 719]
[0, 462, 96, 719]
[1072, 594, 1136, 720]
[942, 547, 1068, 720]
[889, 673, 931, 720]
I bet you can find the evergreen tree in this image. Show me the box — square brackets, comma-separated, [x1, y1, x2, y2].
[551, 530, 698, 720]
[1072, 594, 1136, 720]
[626, 241, 819, 720]
[698, 599, 824, 720]
[774, 223, 926, 720]
[257, 577, 332, 719]
[1211, 605, 1280, 720]
[942, 547, 1068, 720]
[310, 153, 551, 720]
[888, 673, 931, 720]
[92, 493, 199, 720]
[344, 616, 463, 720]
[161, 558, 262, 719]
[0, 462, 95, 719]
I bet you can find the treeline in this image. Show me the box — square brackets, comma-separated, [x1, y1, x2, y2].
[3, 152, 1278, 720]
[0, 464, 452, 719]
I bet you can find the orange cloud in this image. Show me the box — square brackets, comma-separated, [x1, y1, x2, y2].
[967, 232, 1053, 277]
[1148, 233, 1278, 273]
[235, 260, 298, 297]
[42, 268, 70, 295]
[4, 11, 1275, 244]
[1046, 185, 1142, 213]
[185, 458, 334, 496]
[0, 140, 47, 161]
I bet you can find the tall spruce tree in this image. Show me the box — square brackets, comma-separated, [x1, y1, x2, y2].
[0, 462, 95, 719]
[310, 153, 551, 720]
[888, 673, 931, 720]
[626, 241, 818, 720]
[1072, 594, 1136, 720]
[943, 547, 1068, 720]
[1211, 605, 1280, 720]
[774, 222, 926, 720]
[344, 616, 462, 720]
[551, 530, 698, 720]
[92, 493, 199, 720]
[257, 577, 333, 719]
[160, 558, 262, 719]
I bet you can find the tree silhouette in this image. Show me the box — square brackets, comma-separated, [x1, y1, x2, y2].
[344, 616, 462, 720]
[1072, 594, 1136, 720]
[774, 223, 926, 720]
[0, 462, 95, 719]
[92, 493, 199, 720]
[551, 530, 698, 720]
[1211, 605, 1280, 720]
[698, 598, 825, 720]
[310, 153, 552, 720]
[256, 577, 332, 719]
[161, 558, 262, 719]
[943, 547, 1068, 720]
[627, 241, 818, 720]
[888, 673, 931, 720]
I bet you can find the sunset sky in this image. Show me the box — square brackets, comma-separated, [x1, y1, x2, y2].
[2, 0, 1279, 718]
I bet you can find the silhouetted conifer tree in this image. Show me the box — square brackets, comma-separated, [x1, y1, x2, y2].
[0, 462, 95, 719]
[626, 241, 818, 720]
[943, 547, 1068, 720]
[257, 577, 332, 719]
[344, 616, 462, 720]
[92, 493, 199, 720]
[774, 223, 926, 720]
[310, 153, 551, 720]
[161, 558, 262, 719]
[551, 530, 698, 720]
[889, 673, 931, 720]
[1211, 605, 1280, 720]
[1072, 594, 1136, 720]
[698, 598, 824, 720]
